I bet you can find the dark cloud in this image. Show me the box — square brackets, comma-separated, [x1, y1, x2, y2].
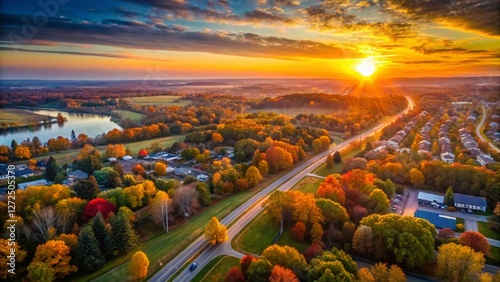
[0, 46, 172, 61]
[379, 0, 500, 36]
[114, 7, 144, 18]
[412, 45, 488, 54]
[0, 13, 362, 60]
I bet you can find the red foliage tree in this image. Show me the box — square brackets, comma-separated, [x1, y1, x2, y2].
[138, 149, 148, 158]
[459, 231, 491, 255]
[437, 228, 456, 239]
[83, 198, 117, 221]
[132, 164, 145, 175]
[268, 265, 299, 282]
[240, 255, 256, 278]
[351, 205, 368, 223]
[317, 184, 346, 205]
[304, 241, 323, 262]
[291, 221, 306, 242]
[225, 266, 245, 282]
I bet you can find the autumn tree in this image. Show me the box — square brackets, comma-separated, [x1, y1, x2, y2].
[173, 185, 199, 217]
[74, 175, 100, 200]
[83, 198, 117, 221]
[240, 255, 256, 278]
[317, 175, 345, 205]
[308, 247, 357, 282]
[154, 162, 167, 176]
[245, 165, 262, 187]
[196, 182, 212, 207]
[444, 186, 454, 207]
[488, 202, 500, 231]
[30, 240, 77, 279]
[333, 151, 341, 163]
[304, 241, 324, 262]
[261, 245, 307, 276]
[105, 144, 126, 159]
[132, 163, 145, 175]
[0, 238, 27, 279]
[27, 262, 55, 282]
[359, 263, 406, 282]
[212, 132, 224, 144]
[459, 231, 491, 256]
[73, 145, 102, 174]
[247, 259, 273, 282]
[292, 193, 324, 242]
[76, 226, 105, 272]
[291, 221, 306, 242]
[269, 265, 299, 282]
[326, 154, 333, 168]
[151, 190, 171, 231]
[266, 146, 293, 173]
[437, 228, 456, 239]
[258, 160, 269, 176]
[368, 188, 390, 214]
[352, 225, 373, 256]
[205, 216, 228, 244]
[437, 243, 485, 282]
[409, 168, 425, 188]
[225, 266, 245, 282]
[315, 198, 349, 229]
[15, 145, 31, 159]
[129, 251, 149, 281]
[57, 233, 78, 256]
[138, 149, 148, 158]
[123, 184, 145, 208]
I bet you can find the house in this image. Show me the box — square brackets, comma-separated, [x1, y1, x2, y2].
[174, 167, 192, 177]
[15, 168, 34, 178]
[440, 152, 455, 164]
[123, 155, 133, 161]
[453, 193, 487, 212]
[18, 179, 49, 190]
[166, 166, 175, 173]
[439, 137, 450, 144]
[196, 174, 209, 181]
[414, 210, 456, 230]
[477, 154, 495, 166]
[68, 170, 89, 180]
[417, 191, 444, 206]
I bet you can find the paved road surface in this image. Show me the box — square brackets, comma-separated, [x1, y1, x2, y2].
[148, 99, 415, 282]
[477, 104, 500, 153]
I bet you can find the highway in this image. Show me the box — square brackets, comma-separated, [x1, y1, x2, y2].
[150, 97, 415, 282]
[477, 104, 500, 153]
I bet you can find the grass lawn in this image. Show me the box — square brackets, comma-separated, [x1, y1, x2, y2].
[478, 221, 500, 240]
[0, 108, 53, 125]
[291, 176, 323, 194]
[486, 246, 500, 266]
[111, 110, 145, 123]
[125, 96, 189, 106]
[276, 228, 310, 254]
[9, 135, 186, 165]
[232, 210, 280, 255]
[192, 256, 240, 282]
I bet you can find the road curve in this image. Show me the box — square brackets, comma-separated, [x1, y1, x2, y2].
[476, 104, 500, 153]
[150, 97, 415, 282]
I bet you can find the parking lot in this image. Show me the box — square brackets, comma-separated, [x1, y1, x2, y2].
[390, 191, 407, 215]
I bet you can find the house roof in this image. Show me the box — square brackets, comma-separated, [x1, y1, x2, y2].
[417, 191, 444, 203]
[69, 170, 89, 179]
[15, 168, 34, 177]
[453, 193, 487, 207]
[18, 179, 48, 190]
[414, 209, 456, 229]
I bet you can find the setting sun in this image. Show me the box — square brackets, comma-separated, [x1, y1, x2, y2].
[356, 58, 376, 77]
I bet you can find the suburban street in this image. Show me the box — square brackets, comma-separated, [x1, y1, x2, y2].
[477, 104, 500, 153]
[148, 97, 415, 282]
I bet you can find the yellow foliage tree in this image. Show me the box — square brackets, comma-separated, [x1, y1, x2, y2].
[437, 243, 485, 282]
[0, 238, 27, 279]
[212, 132, 224, 144]
[15, 145, 31, 159]
[105, 144, 126, 158]
[154, 162, 167, 176]
[129, 251, 149, 281]
[123, 184, 145, 208]
[30, 240, 77, 279]
[204, 217, 228, 244]
[245, 166, 263, 187]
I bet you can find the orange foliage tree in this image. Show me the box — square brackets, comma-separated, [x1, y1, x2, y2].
[266, 146, 293, 173]
[291, 222, 306, 242]
[29, 240, 77, 279]
[269, 265, 299, 282]
[129, 251, 149, 280]
[459, 231, 491, 256]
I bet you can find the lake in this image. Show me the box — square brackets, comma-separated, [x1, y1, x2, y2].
[0, 109, 122, 146]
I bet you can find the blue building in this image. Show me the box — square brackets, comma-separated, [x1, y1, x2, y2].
[414, 209, 456, 230]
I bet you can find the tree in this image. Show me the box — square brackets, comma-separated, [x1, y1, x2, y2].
[83, 198, 117, 221]
[247, 259, 273, 282]
[27, 262, 55, 282]
[57, 233, 78, 256]
[45, 156, 58, 181]
[152, 191, 171, 231]
[333, 151, 341, 163]
[269, 265, 299, 282]
[154, 162, 167, 176]
[317, 176, 346, 205]
[129, 251, 149, 281]
[110, 212, 138, 255]
[488, 202, 500, 231]
[266, 146, 293, 172]
[92, 212, 109, 252]
[409, 168, 424, 188]
[304, 241, 323, 262]
[261, 245, 307, 276]
[173, 185, 199, 217]
[138, 149, 148, 158]
[245, 166, 263, 187]
[15, 145, 31, 159]
[326, 154, 333, 168]
[132, 163, 145, 175]
[104, 144, 126, 159]
[74, 175, 100, 200]
[212, 132, 224, 144]
[93, 167, 122, 188]
[240, 255, 256, 278]
[367, 263, 406, 282]
[291, 221, 306, 242]
[205, 216, 228, 244]
[437, 243, 485, 282]
[308, 248, 357, 282]
[312, 139, 322, 153]
[225, 266, 245, 282]
[459, 231, 491, 256]
[437, 228, 456, 239]
[315, 198, 349, 229]
[123, 184, 145, 208]
[258, 160, 269, 176]
[444, 186, 454, 207]
[368, 188, 390, 214]
[76, 226, 105, 272]
[0, 238, 27, 279]
[353, 225, 374, 256]
[11, 139, 18, 150]
[30, 240, 77, 279]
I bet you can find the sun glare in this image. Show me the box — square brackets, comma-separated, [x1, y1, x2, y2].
[356, 58, 376, 77]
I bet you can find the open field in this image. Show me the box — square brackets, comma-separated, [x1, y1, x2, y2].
[291, 176, 323, 194]
[125, 96, 189, 106]
[247, 107, 338, 117]
[192, 256, 240, 282]
[276, 228, 309, 254]
[10, 135, 186, 165]
[111, 110, 145, 123]
[478, 221, 500, 240]
[0, 108, 53, 125]
[232, 210, 279, 255]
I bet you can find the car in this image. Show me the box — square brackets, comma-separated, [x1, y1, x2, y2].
[189, 262, 198, 271]
[467, 209, 473, 214]
[460, 209, 467, 213]
[396, 194, 402, 199]
[394, 199, 400, 203]
[391, 206, 397, 211]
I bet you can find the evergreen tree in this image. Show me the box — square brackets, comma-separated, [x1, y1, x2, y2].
[92, 213, 108, 252]
[110, 213, 138, 255]
[11, 140, 18, 150]
[76, 226, 105, 272]
[444, 187, 454, 207]
[365, 142, 373, 152]
[103, 233, 116, 257]
[44, 155, 58, 181]
[333, 151, 342, 163]
[74, 175, 100, 200]
[70, 130, 76, 142]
